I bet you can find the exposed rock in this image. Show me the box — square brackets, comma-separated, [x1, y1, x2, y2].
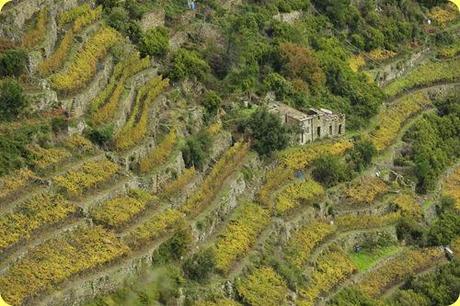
[140, 9, 165, 31]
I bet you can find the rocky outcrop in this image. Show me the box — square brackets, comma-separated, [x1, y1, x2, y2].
[140, 9, 165, 31]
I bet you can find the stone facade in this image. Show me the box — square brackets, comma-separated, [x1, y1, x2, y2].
[268, 102, 346, 145]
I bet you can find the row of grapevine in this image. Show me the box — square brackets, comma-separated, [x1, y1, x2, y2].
[343, 176, 388, 205]
[53, 158, 119, 198]
[27, 144, 71, 170]
[356, 247, 444, 297]
[298, 247, 356, 305]
[279, 140, 352, 170]
[194, 299, 240, 306]
[90, 53, 151, 125]
[180, 142, 250, 216]
[0, 193, 77, 251]
[384, 57, 460, 97]
[63, 134, 96, 154]
[258, 166, 293, 208]
[50, 26, 120, 94]
[57, 4, 93, 26]
[160, 167, 197, 199]
[38, 6, 102, 76]
[370, 91, 432, 151]
[212, 202, 270, 274]
[0, 226, 129, 306]
[22, 9, 48, 48]
[139, 131, 178, 173]
[90, 189, 155, 229]
[284, 221, 336, 269]
[236, 267, 289, 306]
[0, 169, 36, 201]
[114, 76, 169, 150]
[125, 208, 185, 248]
[391, 194, 423, 219]
[274, 179, 324, 215]
[443, 165, 460, 210]
[335, 212, 401, 231]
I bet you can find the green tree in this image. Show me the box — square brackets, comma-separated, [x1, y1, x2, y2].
[244, 108, 290, 156]
[181, 131, 212, 170]
[170, 48, 210, 81]
[182, 249, 216, 283]
[347, 139, 377, 172]
[0, 49, 27, 77]
[312, 154, 349, 187]
[0, 78, 28, 121]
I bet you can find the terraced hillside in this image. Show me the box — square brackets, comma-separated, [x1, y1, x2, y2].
[0, 1, 458, 306]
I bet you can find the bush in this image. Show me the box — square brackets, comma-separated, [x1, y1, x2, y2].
[0, 79, 28, 121]
[0, 49, 27, 77]
[183, 249, 216, 283]
[312, 154, 350, 187]
[346, 139, 377, 172]
[87, 125, 113, 146]
[140, 27, 169, 57]
[244, 108, 289, 156]
[202, 91, 222, 123]
[182, 131, 212, 170]
[170, 48, 210, 81]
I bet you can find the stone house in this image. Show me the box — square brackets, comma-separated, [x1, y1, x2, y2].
[268, 102, 346, 145]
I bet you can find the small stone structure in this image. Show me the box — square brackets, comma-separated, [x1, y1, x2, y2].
[268, 102, 346, 145]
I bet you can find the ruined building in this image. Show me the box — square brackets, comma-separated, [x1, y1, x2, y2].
[268, 102, 346, 145]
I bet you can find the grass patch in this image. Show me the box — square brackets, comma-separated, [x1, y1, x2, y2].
[349, 245, 401, 272]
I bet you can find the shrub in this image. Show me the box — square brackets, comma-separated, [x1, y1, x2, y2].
[140, 27, 169, 57]
[0, 78, 28, 121]
[87, 124, 114, 146]
[0, 49, 27, 77]
[312, 154, 350, 187]
[181, 131, 212, 170]
[170, 48, 210, 81]
[202, 91, 222, 123]
[346, 139, 377, 172]
[183, 249, 216, 283]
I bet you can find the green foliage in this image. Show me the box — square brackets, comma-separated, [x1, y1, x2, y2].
[346, 138, 377, 173]
[390, 260, 460, 306]
[183, 249, 216, 283]
[328, 288, 381, 306]
[0, 79, 28, 121]
[0, 49, 27, 77]
[202, 91, 222, 123]
[87, 125, 113, 146]
[170, 48, 210, 81]
[153, 228, 192, 265]
[182, 131, 212, 170]
[312, 154, 350, 187]
[427, 212, 460, 246]
[140, 27, 169, 57]
[244, 108, 289, 156]
[403, 92, 460, 193]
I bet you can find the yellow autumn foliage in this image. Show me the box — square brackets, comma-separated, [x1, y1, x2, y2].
[114, 76, 169, 150]
[91, 189, 154, 228]
[285, 221, 336, 269]
[0, 226, 129, 306]
[0, 168, 36, 200]
[53, 159, 119, 197]
[336, 212, 401, 231]
[357, 248, 444, 297]
[367, 49, 397, 61]
[180, 142, 249, 216]
[127, 208, 185, 248]
[443, 165, 460, 210]
[392, 193, 423, 219]
[51, 26, 120, 93]
[139, 131, 177, 173]
[371, 92, 432, 151]
[0, 193, 77, 251]
[428, 3, 459, 25]
[344, 176, 388, 204]
[279, 140, 353, 170]
[194, 299, 240, 306]
[236, 267, 288, 306]
[299, 248, 356, 304]
[258, 166, 293, 208]
[22, 9, 48, 48]
[213, 203, 270, 273]
[27, 144, 71, 170]
[349, 54, 365, 72]
[275, 179, 324, 215]
[160, 168, 197, 198]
